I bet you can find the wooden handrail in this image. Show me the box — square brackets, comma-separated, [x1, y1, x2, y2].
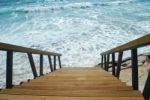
[0, 42, 62, 89]
[100, 33, 150, 100]
[0, 42, 61, 56]
[101, 34, 150, 55]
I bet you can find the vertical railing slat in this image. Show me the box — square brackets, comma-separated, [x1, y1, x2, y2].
[104, 55, 107, 70]
[48, 55, 53, 72]
[131, 48, 139, 90]
[143, 71, 150, 100]
[116, 51, 123, 78]
[40, 54, 43, 76]
[101, 55, 104, 68]
[6, 51, 13, 88]
[54, 56, 56, 71]
[58, 56, 62, 69]
[27, 53, 38, 78]
[106, 54, 110, 71]
[112, 53, 116, 76]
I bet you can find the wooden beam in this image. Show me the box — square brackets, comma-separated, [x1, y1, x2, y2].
[40, 54, 43, 76]
[112, 53, 116, 76]
[101, 34, 150, 55]
[101, 55, 104, 68]
[131, 48, 138, 90]
[58, 56, 62, 69]
[104, 55, 107, 70]
[6, 51, 13, 88]
[0, 42, 61, 56]
[54, 56, 56, 71]
[143, 71, 150, 100]
[48, 55, 53, 72]
[27, 53, 38, 78]
[116, 52, 123, 78]
[106, 54, 110, 71]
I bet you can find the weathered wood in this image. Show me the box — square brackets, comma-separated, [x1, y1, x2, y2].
[0, 42, 61, 56]
[0, 68, 144, 100]
[115, 52, 123, 78]
[106, 54, 110, 71]
[101, 55, 104, 68]
[54, 56, 56, 70]
[1, 89, 142, 97]
[104, 55, 107, 70]
[112, 53, 116, 76]
[143, 72, 150, 100]
[48, 55, 53, 72]
[58, 56, 62, 69]
[6, 51, 13, 88]
[0, 94, 144, 100]
[40, 54, 43, 76]
[27, 53, 38, 78]
[131, 48, 139, 90]
[101, 34, 150, 55]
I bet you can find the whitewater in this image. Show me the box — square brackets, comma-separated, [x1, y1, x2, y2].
[0, 0, 150, 87]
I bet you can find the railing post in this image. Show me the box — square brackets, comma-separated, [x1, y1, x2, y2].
[54, 56, 56, 71]
[116, 51, 123, 78]
[48, 55, 53, 72]
[143, 71, 150, 100]
[40, 54, 43, 76]
[58, 56, 62, 69]
[131, 48, 139, 90]
[112, 53, 116, 76]
[104, 55, 107, 70]
[27, 53, 38, 78]
[6, 51, 13, 88]
[101, 55, 104, 68]
[106, 54, 110, 71]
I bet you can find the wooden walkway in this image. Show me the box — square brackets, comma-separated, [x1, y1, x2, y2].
[0, 68, 144, 100]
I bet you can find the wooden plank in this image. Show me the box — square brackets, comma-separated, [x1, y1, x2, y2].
[6, 51, 13, 88]
[0, 89, 142, 97]
[101, 33, 150, 55]
[131, 48, 139, 90]
[0, 68, 144, 100]
[21, 81, 127, 85]
[14, 85, 132, 90]
[0, 42, 61, 56]
[0, 94, 144, 100]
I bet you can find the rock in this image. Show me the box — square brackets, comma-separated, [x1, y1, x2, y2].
[138, 62, 143, 66]
[138, 55, 148, 64]
[122, 60, 131, 67]
[139, 52, 150, 56]
[144, 62, 149, 66]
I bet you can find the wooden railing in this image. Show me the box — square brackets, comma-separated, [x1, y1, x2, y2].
[100, 34, 150, 100]
[0, 42, 62, 89]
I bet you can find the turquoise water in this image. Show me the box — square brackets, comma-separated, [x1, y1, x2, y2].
[0, 0, 150, 66]
[0, 1, 150, 86]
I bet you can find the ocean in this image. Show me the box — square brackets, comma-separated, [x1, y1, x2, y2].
[0, 0, 150, 88]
